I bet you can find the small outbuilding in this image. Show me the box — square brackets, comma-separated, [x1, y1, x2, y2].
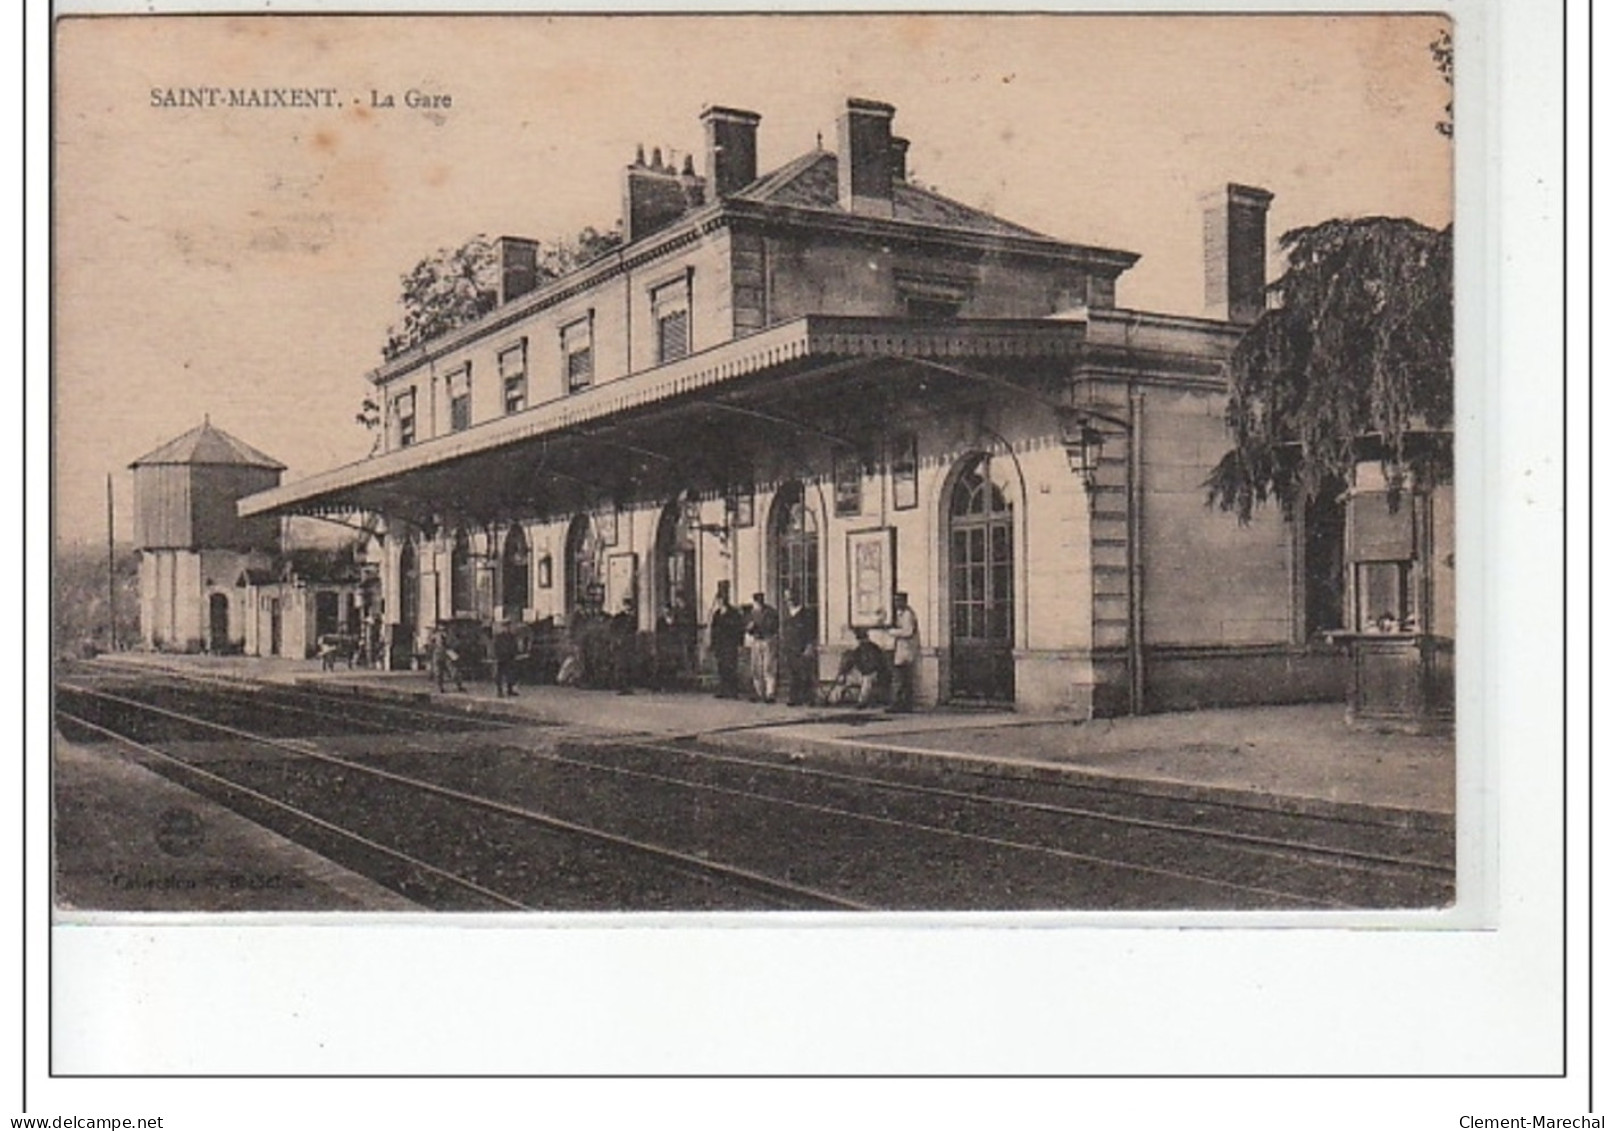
[130, 419, 284, 653]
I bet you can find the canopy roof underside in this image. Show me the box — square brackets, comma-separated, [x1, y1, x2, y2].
[239, 316, 1091, 530]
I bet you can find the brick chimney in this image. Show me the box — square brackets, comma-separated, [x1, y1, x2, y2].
[702, 105, 761, 198]
[495, 236, 541, 304]
[837, 98, 896, 218]
[1201, 183, 1274, 325]
[623, 147, 694, 244]
[889, 136, 910, 185]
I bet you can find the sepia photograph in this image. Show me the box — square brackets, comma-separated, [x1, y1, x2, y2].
[51, 12, 1462, 923]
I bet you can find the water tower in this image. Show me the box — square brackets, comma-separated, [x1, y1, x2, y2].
[129, 419, 285, 652]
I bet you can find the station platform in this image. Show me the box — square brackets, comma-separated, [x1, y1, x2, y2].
[84, 652, 1456, 827]
[54, 735, 419, 913]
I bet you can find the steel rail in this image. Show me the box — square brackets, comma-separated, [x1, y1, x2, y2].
[72, 664, 1448, 888]
[79, 658, 534, 732]
[59, 685, 870, 912]
[83, 659, 1428, 842]
[473, 740, 1353, 909]
[583, 738, 1454, 877]
[56, 709, 529, 911]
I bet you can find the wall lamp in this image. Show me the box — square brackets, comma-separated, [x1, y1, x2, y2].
[1058, 410, 1109, 490]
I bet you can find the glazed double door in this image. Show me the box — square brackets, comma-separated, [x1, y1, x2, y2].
[949, 514, 1014, 701]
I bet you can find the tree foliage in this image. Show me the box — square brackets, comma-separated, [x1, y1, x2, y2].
[1206, 217, 1453, 523]
[380, 225, 623, 363]
[1430, 28, 1454, 138]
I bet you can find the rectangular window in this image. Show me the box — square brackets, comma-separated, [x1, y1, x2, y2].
[394, 388, 417, 448]
[446, 364, 472, 432]
[905, 297, 961, 321]
[1349, 490, 1416, 633]
[1355, 561, 1412, 633]
[499, 341, 528, 414]
[833, 452, 863, 517]
[562, 317, 593, 394]
[652, 277, 691, 364]
[895, 269, 971, 322]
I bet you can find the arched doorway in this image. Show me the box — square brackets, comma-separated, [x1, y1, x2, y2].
[564, 514, 600, 614]
[450, 527, 475, 617]
[501, 524, 531, 616]
[398, 539, 419, 637]
[654, 499, 699, 682]
[654, 499, 697, 616]
[208, 592, 229, 653]
[769, 481, 819, 618]
[947, 453, 1015, 701]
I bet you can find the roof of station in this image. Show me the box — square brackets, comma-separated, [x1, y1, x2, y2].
[130, 419, 286, 471]
[733, 149, 1053, 242]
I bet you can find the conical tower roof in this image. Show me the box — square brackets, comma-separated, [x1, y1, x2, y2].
[129, 419, 285, 471]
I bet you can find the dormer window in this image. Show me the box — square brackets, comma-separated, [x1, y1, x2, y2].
[652, 274, 691, 364]
[562, 315, 594, 394]
[446, 364, 472, 432]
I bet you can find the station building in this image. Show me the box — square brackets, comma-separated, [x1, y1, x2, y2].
[240, 98, 1350, 714]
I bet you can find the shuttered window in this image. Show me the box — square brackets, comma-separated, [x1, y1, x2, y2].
[446, 364, 472, 432]
[562, 317, 593, 394]
[657, 310, 689, 363]
[651, 277, 691, 364]
[394, 388, 417, 448]
[499, 341, 527, 414]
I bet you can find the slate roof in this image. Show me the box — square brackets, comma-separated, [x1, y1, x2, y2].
[733, 149, 1053, 241]
[130, 420, 286, 470]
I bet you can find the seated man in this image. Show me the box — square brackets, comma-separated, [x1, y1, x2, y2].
[831, 628, 890, 708]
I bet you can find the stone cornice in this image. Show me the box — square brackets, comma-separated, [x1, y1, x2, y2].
[371, 199, 1139, 386]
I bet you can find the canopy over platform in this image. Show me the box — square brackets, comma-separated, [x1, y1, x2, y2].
[238, 316, 1093, 530]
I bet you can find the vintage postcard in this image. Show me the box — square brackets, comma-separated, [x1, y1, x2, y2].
[42, 5, 1565, 1093]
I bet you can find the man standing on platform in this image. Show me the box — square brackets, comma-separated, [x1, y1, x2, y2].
[781, 587, 818, 706]
[745, 590, 779, 703]
[888, 590, 919, 712]
[491, 618, 519, 698]
[708, 581, 745, 699]
[610, 595, 638, 695]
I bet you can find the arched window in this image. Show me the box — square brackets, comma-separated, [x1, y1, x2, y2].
[501, 524, 531, 614]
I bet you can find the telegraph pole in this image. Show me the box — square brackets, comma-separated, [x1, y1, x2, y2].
[106, 473, 117, 650]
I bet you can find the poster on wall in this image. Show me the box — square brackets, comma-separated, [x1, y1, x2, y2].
[847, 527, 896, 629]
[891, 432, 919, 510]
[606, 551, 638, 614]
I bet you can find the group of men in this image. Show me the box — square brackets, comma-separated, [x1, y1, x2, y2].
[558, 584, 641, 694]
[706, 581, 918, 711]
[426, 580, 921, 712]
[426, 618, 523, 698]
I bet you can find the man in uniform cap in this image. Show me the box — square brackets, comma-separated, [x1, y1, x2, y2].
[744, 590, 780, 703]
[888, 590, 919, 712]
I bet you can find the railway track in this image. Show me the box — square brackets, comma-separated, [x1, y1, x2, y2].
[55, 664, 1454, 910]
[57, 683, 869, 912]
